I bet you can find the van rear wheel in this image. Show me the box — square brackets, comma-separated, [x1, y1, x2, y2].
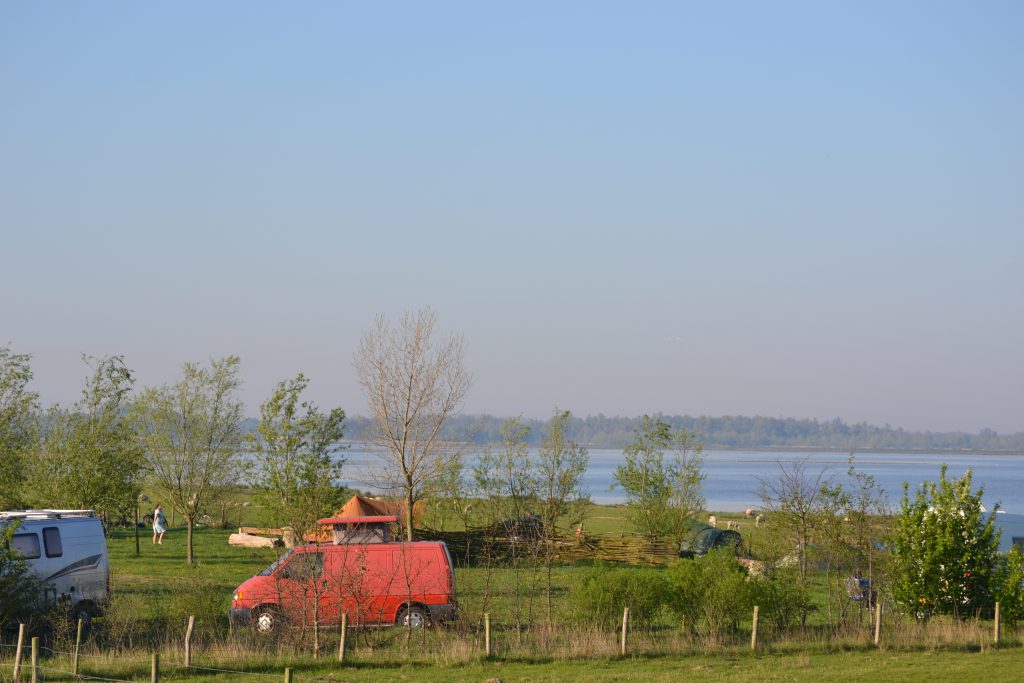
[397, 605, 430, 629]
[72, 603, 95, 634]
[253, 606, 282, 635]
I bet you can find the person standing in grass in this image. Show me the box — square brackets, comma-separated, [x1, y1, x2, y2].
[152, 503, 167, 544]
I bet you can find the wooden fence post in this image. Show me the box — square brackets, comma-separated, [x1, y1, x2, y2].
[12, 623, 25, 681]
[994, 601, 1001, 645]
[184, 615, 195, 667]
[751, 605, 760, 651]
[338, 613, 348, 663]
[151, 652, 159, 683]
[73, 618, 84, 676]
[620, 607, 630, 657]
[873, 603, 882, 647]
[30, 637, 38, 683]
[484, 613, 491, 658]
[284, 666, 293, 683]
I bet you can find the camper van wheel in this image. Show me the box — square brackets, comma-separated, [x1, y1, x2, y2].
[397, 605, 430, 629]
[254, 606, 282, 635]
[73, 603, 94, 632]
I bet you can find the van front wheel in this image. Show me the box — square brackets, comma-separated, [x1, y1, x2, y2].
[253, 606, 282, 635]
[397, 605, 430, 629]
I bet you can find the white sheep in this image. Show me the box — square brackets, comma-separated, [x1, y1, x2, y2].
[755, 513, 765, 528]
[708, 515, 717, 528]
[745, 508, 755, 518]
[726, 520, 740, 530]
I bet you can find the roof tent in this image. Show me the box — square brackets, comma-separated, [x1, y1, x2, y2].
[317, 515, 399, 545]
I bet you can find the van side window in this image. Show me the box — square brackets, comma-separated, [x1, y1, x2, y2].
[12, 533, 41, 559]
[43, 527, 63, 558]
[285, 552, 324, 581]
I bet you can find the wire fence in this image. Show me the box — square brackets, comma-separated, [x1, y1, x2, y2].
[1, 605, 1019, 682]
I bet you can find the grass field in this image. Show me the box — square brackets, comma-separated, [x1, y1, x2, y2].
[1, 505, 1021, 681]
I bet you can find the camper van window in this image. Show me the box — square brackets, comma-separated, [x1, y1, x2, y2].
[284, 552, 324, 581]
[12, 533, 40, 559]
[43, 527, 63, 558]
[259, 549, 294, 576]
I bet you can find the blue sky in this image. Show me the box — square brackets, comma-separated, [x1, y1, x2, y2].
[2, 1, 1022, 433]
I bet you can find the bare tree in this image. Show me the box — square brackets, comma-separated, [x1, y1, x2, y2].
[132, 356, 245, 565]
[757, 457, 832, 626]
[353, 308, 472, 541]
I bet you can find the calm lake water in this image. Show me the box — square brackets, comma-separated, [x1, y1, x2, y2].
[340, 449, 1024, 513]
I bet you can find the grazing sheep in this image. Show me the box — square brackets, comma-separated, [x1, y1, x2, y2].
[726, 520, 740, 530]
[708, 515, 717, 528]
[745, 508, 755, 518]
[755, 513, 765, 528]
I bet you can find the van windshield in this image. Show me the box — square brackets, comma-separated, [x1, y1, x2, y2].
[258, 549, 294, 576]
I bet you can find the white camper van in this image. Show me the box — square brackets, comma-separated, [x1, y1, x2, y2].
[0, 510, 110, 621]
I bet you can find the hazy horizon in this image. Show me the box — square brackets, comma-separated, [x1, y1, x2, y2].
[3, 2, 1022, 433]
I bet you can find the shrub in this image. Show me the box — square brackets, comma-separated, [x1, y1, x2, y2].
[665, 549, 753, 642]
[890, 467, 1000, 619]
[568, 564, 670, 629]
[993, 547, 1024, 625]
[749, 566, 812, 634]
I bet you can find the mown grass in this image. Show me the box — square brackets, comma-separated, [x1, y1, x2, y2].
[11, 644, 1024, 682]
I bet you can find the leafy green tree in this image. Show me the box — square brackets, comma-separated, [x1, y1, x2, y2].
[0, 522, 42, 628]
[614, 415, 705, 542]
[0, 345, 39, 509]
[890, 466, 1000, 619]
[249, 373, 346, 542]
[27, 355, 144, 524]
[536, 408, 589, 621]
[133, 356, 245, 565]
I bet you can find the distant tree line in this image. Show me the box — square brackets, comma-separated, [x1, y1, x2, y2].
[343, 413, 1024, 453]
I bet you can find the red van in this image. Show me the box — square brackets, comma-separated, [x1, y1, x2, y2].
[229, 516, 456, 633]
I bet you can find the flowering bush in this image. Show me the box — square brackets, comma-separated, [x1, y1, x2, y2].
[889, 466, 1000, 619]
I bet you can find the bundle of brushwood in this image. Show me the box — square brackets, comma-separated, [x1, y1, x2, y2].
[418, 528, 678, 566]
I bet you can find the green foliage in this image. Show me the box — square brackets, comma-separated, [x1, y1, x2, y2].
[614, 415, 705, 542]
[890, 466, 1001, 619]
[249, 373, 346, 540]
[536, 409, 589, 535]
[749, 567, 812, 634]
[27, 355, 144, 520]
[568, 565, 670, 629]
[132, 356, 246, 565]
[0, 523, 42, 628]
[0, 344, 39, 509]
[993, 547, 1024, 625]
[473, 417, 537, 526]
[665, 550, 752, 641]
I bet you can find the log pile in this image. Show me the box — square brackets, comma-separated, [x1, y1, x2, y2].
[228, 532, 283, 548]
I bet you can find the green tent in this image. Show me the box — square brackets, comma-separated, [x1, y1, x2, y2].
[679, 521, 742, 557]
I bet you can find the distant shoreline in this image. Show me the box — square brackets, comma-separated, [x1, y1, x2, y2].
[339, 441, 1024, 457]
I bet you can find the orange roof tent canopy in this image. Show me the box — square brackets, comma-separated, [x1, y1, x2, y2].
[305, 496, 425, 542]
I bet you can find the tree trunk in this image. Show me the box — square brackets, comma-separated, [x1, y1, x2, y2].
[186, 516, 195, 566]
[405, 480, 415, 542]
